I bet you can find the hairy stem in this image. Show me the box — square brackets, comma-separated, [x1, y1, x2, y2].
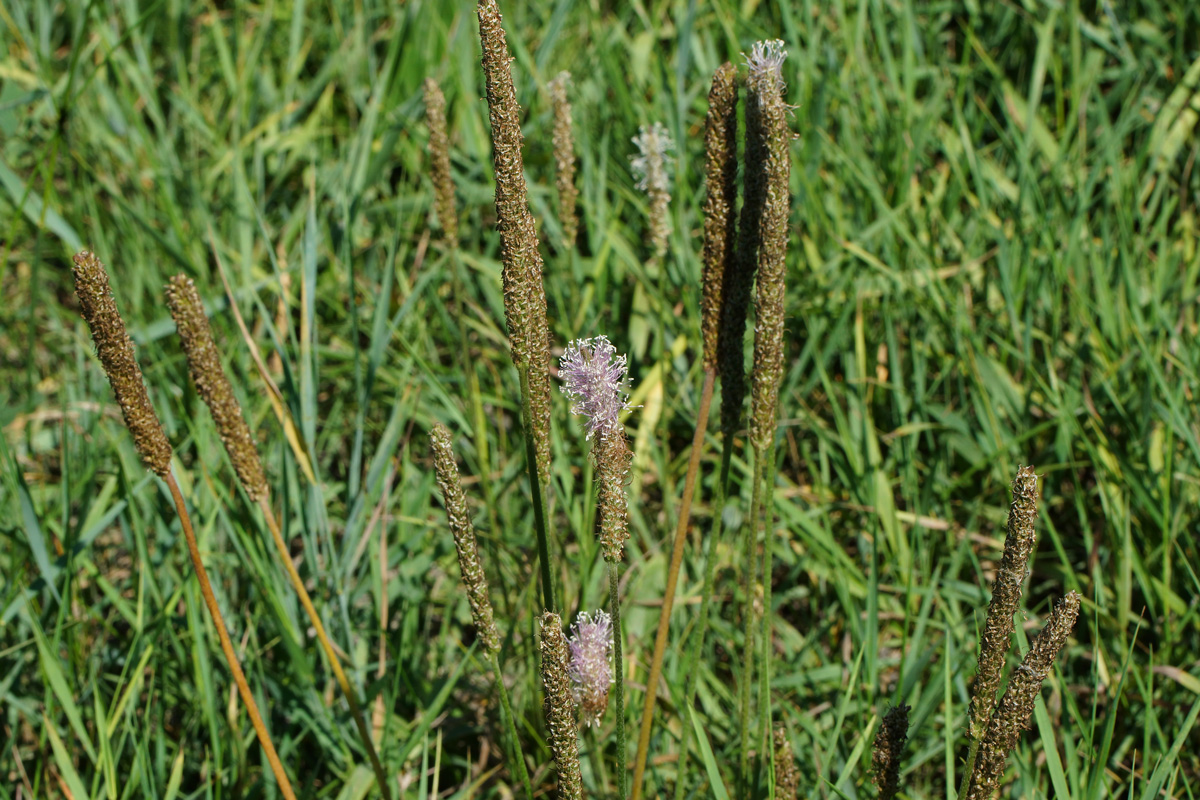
[489, 650, 534, 800]
[672, 434, 735, 800]
[519, 365, 556, 613]
[166, 473, 297, 800]
[754, 441, 778, 792]
[609, 560, 627, 797]
[257, 497, 391, 799]
[631, 368, 716, 800]
[739, 450, 765, 791]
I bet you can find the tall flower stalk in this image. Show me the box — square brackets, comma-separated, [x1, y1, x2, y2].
[872, 704, 911, 800]
[541, 612, 585, 800]
[547, 71, 578, 248]
[746, 39, 792, 787]
[431, 423, 533, 799]
[560, 335, 634, 796]
[424, 77, 458, 246]
[73, 251, 297, 800]
[165, 275, 391, 798]
[476, 0, 555, 612]
[631, 122, 674, 264]
[963, 592, 1080, 799]
[632, 60, 738, 800]
[959, 466, 1044, 794]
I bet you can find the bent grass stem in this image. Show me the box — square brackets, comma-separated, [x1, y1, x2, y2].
[609, 560, 627, 797]
[166, 472, 298, 800]
[672, 434, 735, 800]
[631, 368, 715, 800]
[489, 650, 534, 799]
[739, 450, 766, 791]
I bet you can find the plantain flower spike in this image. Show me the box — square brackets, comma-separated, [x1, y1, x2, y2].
[701, 62, 740, 374]
[165, 275, 269, 500]
[477, 0, 553, 484]
[431, 423, 501, 653]
[548, 71, 579, 247]
[970, 465, 1040, 738]
[631, 122, 674, 262]
[965, 592, 1081, 800]
[872, 703, 911, 800]
[746, 39, 792, 453]
[73, 250, 172, 477]
[560, 335, 635, 562]
[568, 610, 614, 727]
[540, 612, 584, 800]
[773, 726, 801, 800]
[423, 78, 459, 245]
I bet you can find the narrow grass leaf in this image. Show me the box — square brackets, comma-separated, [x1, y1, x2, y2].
[688, 704, 730, 800]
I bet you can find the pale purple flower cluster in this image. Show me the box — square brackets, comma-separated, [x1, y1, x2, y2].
[630, 122, 674, 194]
[559, 336, 633, 440]
[746, 39, 787, 86]
[568, 610, 614, 727]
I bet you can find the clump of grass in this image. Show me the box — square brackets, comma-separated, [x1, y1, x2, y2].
[165, 274, 393, 798]
[73, 251, 297, 800]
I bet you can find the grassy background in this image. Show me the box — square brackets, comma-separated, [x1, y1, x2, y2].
[3, 0, 1200, 797]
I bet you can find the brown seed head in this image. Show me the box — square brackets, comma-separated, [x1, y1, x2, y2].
[965, 592, 1080, 800]
[872, 703, 910, 800]
[477, 0, 552, 483]
[423, 78, 458, 245]
[719, 59, 768, 435]
[547, 71, 579, 247]
[432, 424, 501, 653]
[595, 431, 632, 563]
[165, 275, 269, 500]
[773, 725, 801, 800]
[970, 465, 1040, 738]
[747, 40, 792, 452]
[540, 612, 584, 800]
[701, 62, 740, 373]
[72, 250, 172, 477]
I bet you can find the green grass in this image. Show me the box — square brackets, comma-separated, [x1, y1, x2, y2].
[3, 0, 1200, 797]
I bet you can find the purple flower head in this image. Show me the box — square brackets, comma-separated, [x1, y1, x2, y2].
[746, 39, 787, 86]
[559, 336, 634, 440]
[568, 610, 614, 727]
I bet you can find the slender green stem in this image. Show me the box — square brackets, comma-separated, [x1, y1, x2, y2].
[754, 441, 778, 794]
[489, 650, 534, 800]
[673, 435, 735, 800]
[518, 365, 555, 613]
[609, 560, 627, 798]
[632, 369, 716, 800]
[739, 450, 765, 792]
[958, 738, 983, 799]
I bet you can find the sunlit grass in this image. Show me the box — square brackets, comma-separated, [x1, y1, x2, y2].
[2, 0, 1200, 797]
